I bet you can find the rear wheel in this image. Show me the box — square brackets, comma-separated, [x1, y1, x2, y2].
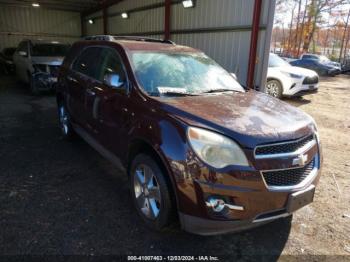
[130, 154, 174, 231]
[265, 79, 283, 99]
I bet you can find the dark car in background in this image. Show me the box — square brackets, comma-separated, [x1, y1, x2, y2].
[290, 58, 340, 76]
[56, 36, 322, 235]
[13, 40, 70, 94]
[300, 54, 342, 72]
[0, 47, 16, 75]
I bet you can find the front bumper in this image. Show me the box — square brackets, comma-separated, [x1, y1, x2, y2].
[175, 134, 321, 235]
[32, 72, 58, 91]
[328, 69, 341, 75]
[289, 87, 318, 97]
[284, 80, 319, 97]
[180, 211, 291, 236]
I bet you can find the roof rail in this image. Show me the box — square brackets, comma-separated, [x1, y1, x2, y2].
[84, 35, 175, 45]
[84, 35, 115, 41]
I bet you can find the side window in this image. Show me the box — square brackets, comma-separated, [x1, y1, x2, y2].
[97, 48, 126, 83]
[72, 47, 102, 79]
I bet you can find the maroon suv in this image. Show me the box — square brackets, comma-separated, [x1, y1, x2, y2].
[56, 36, 322, 235]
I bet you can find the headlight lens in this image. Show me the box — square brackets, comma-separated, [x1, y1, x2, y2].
[289, 73, 303, 79]
[187, 127, 249, 168]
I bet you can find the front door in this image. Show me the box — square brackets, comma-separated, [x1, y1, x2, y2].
[85, 47, 129, 157]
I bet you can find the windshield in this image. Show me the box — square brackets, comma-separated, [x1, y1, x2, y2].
[303, 54, 319, 60]
[130, 52, 244, 96]
[32, 44, 70, 57]
[269, 53, 290, 67]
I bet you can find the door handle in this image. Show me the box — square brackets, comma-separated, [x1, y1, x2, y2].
[86, 88, 96, 96]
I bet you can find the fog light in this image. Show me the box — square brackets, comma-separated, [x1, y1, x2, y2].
[206, 197, 226, 212]
[206, 197, 245, 212]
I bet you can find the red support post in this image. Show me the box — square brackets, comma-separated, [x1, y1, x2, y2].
[103, 8, 108, 35]
[246, 0, 262, 89]
[80, 13, 86, 37]
[164, 0, 171, 40]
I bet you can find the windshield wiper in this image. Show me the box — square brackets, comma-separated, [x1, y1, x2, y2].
[148, 91, 199, 97]
[160, 91, 199, 97]
[200, 89, 237, 94]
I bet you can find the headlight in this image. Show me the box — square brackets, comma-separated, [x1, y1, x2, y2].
[289, 73, 303, 79]
[187, 127, 249, 168]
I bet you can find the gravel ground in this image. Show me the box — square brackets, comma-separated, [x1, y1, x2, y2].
[0, 75, 349, 260]
[283, 74, 350, 257]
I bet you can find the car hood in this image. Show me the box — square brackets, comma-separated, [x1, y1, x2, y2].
[275, 65, 318, 77]
[325, 61, 341, 69]
[31, 56, 64, 66]
[155, 91, 315, 148]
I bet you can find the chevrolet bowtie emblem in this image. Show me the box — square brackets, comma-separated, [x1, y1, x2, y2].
[292, 154, 308, 167]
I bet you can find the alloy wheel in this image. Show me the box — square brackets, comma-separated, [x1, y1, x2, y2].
[59, 106, 69, 135]
[133, 164, 161, 220]
[266, 81, 280, 97]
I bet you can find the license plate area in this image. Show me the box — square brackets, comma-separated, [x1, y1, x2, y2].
[309, 85, 315, 90]
[287, 185, 315, 213]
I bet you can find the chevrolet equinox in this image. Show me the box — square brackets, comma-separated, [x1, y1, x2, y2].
[56, 36, 322, 235]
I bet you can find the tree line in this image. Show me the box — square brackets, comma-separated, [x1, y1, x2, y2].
[272, 0, 350, 61]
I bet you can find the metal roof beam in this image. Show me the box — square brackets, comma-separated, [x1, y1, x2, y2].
[82, 0, 124, 16]
[0, 0, 98, 12]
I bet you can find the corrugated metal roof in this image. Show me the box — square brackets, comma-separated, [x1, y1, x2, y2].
[0, 0, 107, 12]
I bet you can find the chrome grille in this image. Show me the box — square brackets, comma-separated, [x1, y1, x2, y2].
[262, 157, 315, 187]
[255, 134, 315, 157]
[302, 76, 319, 85]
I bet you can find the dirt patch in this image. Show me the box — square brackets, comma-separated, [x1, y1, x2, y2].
[283, 74, 350, 255]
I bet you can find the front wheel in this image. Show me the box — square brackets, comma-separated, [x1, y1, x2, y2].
[58, 104, 75, 140]
[29, 73, 40, 95]
[130, 154, 174, 231]
[265, 79, 283, 99]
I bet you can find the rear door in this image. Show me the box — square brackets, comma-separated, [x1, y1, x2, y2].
[66, 47, 102, 129]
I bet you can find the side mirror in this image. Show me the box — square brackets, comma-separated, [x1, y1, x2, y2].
[19, 51, 28, 57]
[104, 73, 125, 89]
[230, 73, 238, 80]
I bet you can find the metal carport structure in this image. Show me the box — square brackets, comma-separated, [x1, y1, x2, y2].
[0, 0, 276, 90]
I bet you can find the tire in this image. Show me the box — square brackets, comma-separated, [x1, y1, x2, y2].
[265, 79, 283, 99]
[57, 103, 76, 140]
[28, 73, 40, 95]
[129, 154, 174, 231]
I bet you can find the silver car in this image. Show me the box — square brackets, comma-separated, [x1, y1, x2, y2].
[13, 40, 70, 94]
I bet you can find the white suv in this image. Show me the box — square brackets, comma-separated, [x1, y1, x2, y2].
[266, 53, 319, 98]
[13, 39, 70, 94]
